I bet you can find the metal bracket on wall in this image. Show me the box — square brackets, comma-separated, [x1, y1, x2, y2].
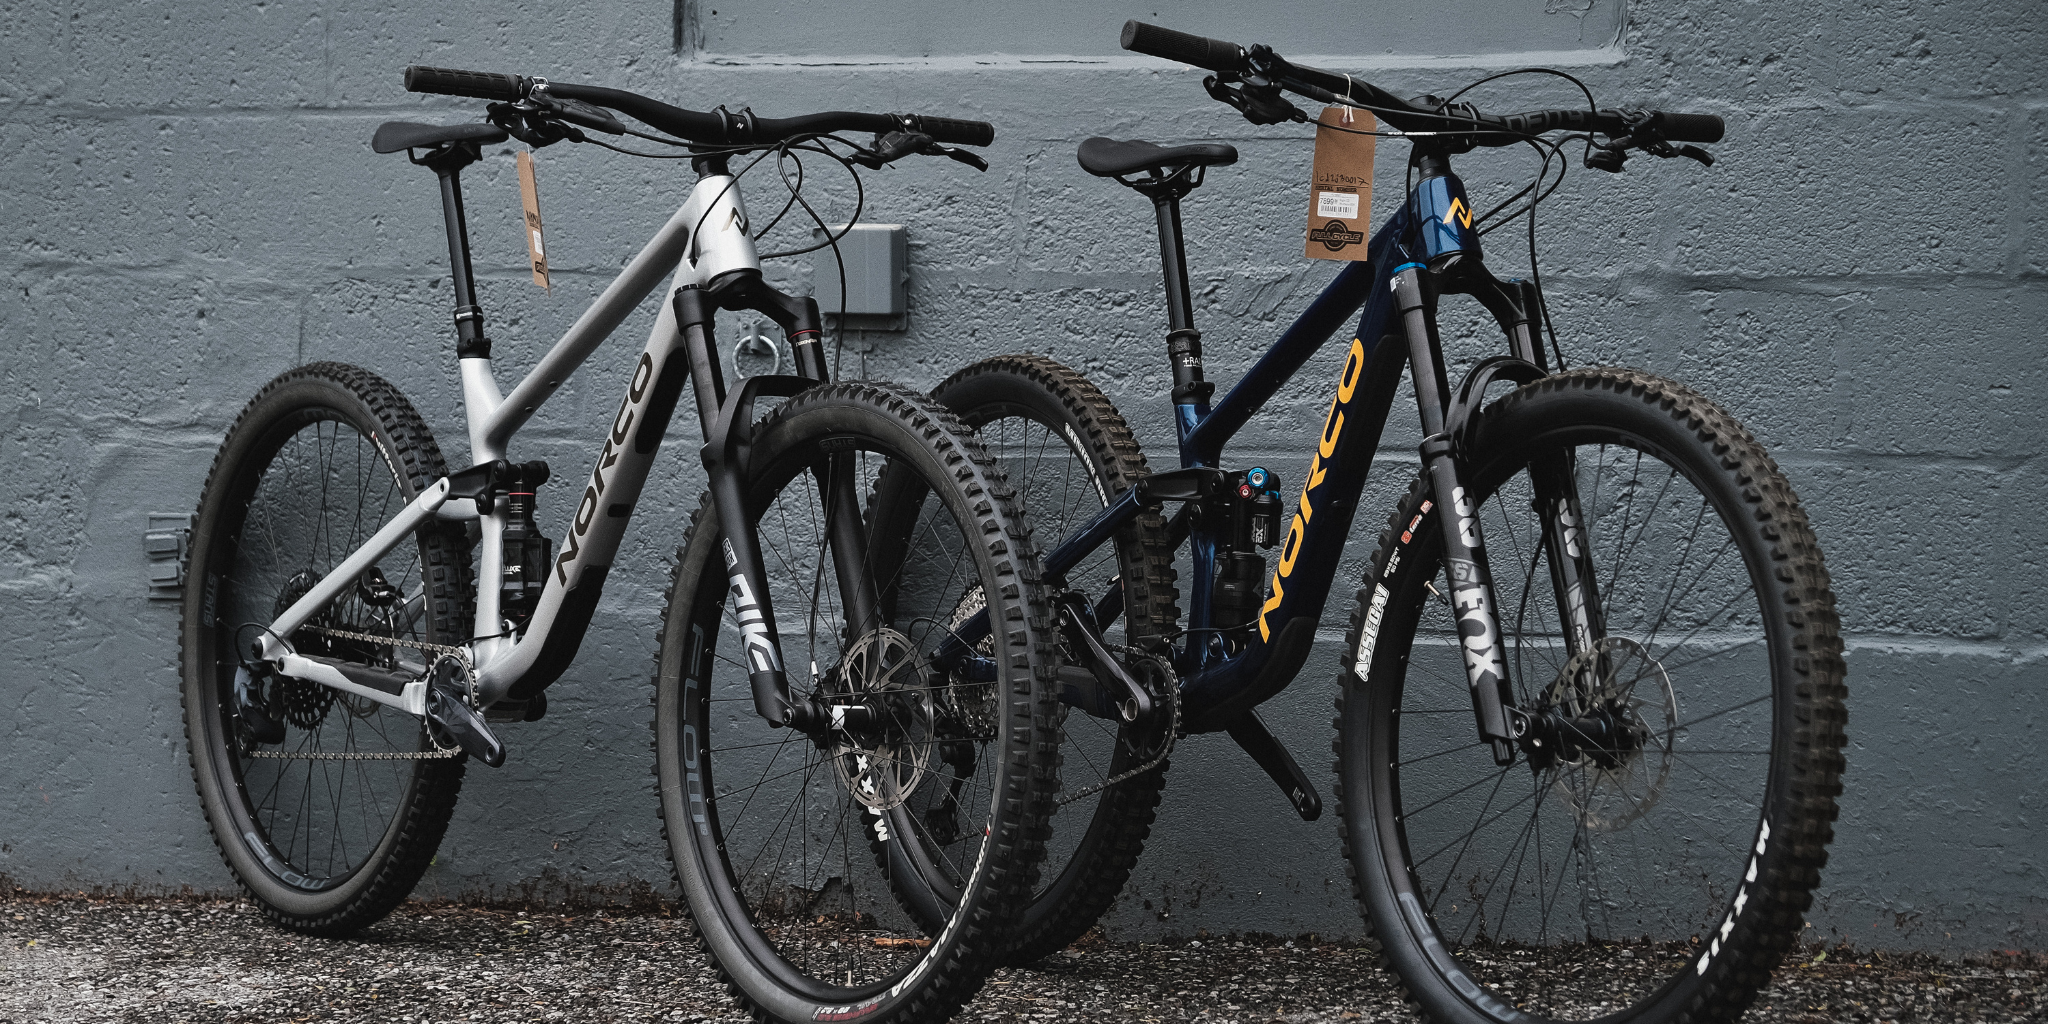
[146, 513, 193, 600]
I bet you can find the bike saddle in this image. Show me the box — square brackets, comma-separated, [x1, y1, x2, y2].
[371, 121, 510, 154]
[1076, 136, 1238, 178]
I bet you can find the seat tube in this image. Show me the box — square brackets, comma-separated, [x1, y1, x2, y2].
[1152, 190, 1215, 456]
[1148, 183, 1224, 660]
[1393, 265, 1519, 765]
[429, 156, 490, 361]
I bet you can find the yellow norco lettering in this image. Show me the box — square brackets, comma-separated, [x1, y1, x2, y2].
[1260, 337, 1369, 641]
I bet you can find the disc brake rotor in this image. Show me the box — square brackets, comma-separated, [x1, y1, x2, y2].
[829, 628, 937, 811]
[1542, 635, 1676, 831]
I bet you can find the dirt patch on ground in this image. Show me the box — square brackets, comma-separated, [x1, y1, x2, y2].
[0, 893, 2038, 1022]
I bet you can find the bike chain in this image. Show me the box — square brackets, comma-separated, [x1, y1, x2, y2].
[246, 625, 469, 761]
[1055, 649, 1179, 807]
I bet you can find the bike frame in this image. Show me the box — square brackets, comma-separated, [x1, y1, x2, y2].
[255, 149, 831, 724]
[952, 146, 1604, 757]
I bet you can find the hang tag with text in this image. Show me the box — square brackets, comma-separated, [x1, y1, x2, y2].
[517, 151, 550, 291]
[1305, 106, 1375, 261]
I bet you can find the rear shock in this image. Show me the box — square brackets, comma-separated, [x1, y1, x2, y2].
[1211, 466, 1284, 633]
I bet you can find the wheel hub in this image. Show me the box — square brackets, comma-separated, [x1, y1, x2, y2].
[1531, 636, 1676, 831]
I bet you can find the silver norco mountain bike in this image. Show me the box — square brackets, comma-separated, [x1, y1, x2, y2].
[179, 66, 1062, 1024]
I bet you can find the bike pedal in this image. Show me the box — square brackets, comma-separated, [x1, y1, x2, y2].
[425, 675, 506, 767]
[1225, 710, 1322, 821]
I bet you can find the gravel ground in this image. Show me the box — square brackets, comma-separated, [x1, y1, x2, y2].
[1, 894, 2039, 1023]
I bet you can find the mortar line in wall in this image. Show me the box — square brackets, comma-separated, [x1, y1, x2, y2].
[2001, 105, 2031, 280]
[12, 261, 2038, 295]
[13, 88, 2034, 128]
[670, 48, 1633, 73]
[1766, 450, 2041, 472]
[906, 268, 2042, 295]
[1298, 622, 2048, 664]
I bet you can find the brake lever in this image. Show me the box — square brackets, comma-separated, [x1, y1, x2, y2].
[547, 97, 625, 136]
[1605, 110, 1715, 170]
[849, 130, 927, 169]
[1202, 72, 1306, 127]
[918, 141, 988, 172]
[487, 100, 582, 149]
[851, 130, 986, 172]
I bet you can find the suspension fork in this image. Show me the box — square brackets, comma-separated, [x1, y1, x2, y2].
[1393, 266, 1519, 765]
[1503, 281, 1609, 688]
[675, 279, 876, 731]
[1529, 451, 1608, 674]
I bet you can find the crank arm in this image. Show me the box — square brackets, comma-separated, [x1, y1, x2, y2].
[1057, 594, 1154, 724]
[425, 672, 505, 767]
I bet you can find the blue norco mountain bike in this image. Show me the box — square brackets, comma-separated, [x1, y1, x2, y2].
[917, 22, 1848, 1024]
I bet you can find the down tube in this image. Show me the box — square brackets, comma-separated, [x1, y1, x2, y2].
[475, 305, 693, 705]
[1179, 271, 1408, 725]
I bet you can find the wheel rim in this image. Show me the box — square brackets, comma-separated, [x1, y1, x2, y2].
[1375, 428, 1782, 1020]
[200, 410, 439, 893]
[675, 434, 1019, 1000]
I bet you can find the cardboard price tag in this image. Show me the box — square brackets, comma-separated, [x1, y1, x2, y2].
[1304, 106, 1375, 262]
[517, 151, 550, 290]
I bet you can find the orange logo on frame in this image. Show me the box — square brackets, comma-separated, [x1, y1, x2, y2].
[1442, 197, 1473, 229]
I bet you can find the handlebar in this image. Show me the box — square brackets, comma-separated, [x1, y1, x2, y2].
[403, 65, 525, 101]
[1119, 21, 1723, 147]
[402, 65, 995, 148]
[1119, 21, 1248, 73]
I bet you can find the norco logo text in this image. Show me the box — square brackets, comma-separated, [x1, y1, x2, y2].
[1309, 219, 1366, 252]
[555, 351, 655, 584]
[1260, 337, 1367, 641]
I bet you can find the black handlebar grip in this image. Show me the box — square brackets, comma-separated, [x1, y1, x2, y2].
[403, 65, 526, 101]
[1654, 112, 1724, 143]
[1120, 20, 1248, 73]
[914, 115, 995, 147]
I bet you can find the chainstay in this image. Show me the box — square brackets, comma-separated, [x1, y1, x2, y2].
[1056, 650, 1179, 807]
[295, 623, 470, 660]
[252, 625, 471, 761]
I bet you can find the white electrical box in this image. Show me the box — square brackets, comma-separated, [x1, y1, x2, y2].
[812, 223, 907, 316]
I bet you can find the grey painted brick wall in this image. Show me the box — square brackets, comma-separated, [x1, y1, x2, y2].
[2, 0, 2041, 952]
